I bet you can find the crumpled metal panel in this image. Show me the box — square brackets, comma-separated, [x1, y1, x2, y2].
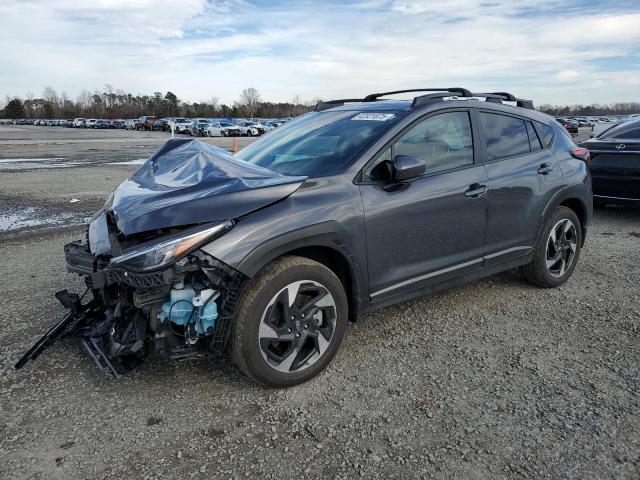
[109, 139, 307, 235]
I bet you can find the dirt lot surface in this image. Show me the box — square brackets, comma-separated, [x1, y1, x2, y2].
[1, 126, 638, 480]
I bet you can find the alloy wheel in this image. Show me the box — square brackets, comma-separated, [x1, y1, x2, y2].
[258, 280, 337, 373]
[546, 219, 577, 278]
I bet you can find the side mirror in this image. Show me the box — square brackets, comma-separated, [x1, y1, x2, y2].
[393, 155, 426, 181]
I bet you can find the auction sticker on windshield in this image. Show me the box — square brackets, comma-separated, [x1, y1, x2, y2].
[351, 113, 396, 121]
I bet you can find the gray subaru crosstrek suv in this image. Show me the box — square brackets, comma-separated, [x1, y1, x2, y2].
[17, 88, 592, 387]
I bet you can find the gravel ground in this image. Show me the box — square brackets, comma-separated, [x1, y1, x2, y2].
[0, 126, 638, 479]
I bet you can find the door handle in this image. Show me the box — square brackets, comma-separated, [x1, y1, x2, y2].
[465, 184, 488, 198]
[537, 163, 553, 175]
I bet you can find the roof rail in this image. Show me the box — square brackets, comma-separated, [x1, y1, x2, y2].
[315, 87, 474, 111]
[314, 88, 534, 111]
[472, 92, 535, 110]
[314, 99, 369, 111]
[411, 89, 474, 107]
[364, 88, 472, 102]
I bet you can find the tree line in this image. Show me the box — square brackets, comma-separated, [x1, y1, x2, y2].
[538, 102, 640, 117]
[1, 85, 313, 119]
[3, 86, 639, 119]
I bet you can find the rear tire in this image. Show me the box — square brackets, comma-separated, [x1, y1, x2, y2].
[522, 206, 582, 288]
[231, 256, 348, 387]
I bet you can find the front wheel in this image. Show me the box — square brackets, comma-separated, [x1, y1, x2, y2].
[522, 206, 582, 288]
[231, 256, 348, 387]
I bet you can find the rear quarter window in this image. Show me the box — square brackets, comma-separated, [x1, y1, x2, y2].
[526, 121, 543, 151]
[479, 112, 531, 161]
[533, 121, 554, 148]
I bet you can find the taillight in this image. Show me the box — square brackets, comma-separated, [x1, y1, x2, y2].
[570, 147, 590, 163]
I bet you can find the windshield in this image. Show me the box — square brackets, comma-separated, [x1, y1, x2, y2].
[235, 110, 405, 176]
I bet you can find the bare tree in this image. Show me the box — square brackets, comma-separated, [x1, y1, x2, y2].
[238, 87, 261, 118]
[289, 95, 301, 116]
[210, 96, 220, 111]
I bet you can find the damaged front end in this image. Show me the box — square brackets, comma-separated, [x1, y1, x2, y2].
[16, 215, 246, 377]
[16, 138, 306, 377]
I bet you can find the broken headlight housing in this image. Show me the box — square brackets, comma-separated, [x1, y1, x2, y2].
[110, 220, 232, 272]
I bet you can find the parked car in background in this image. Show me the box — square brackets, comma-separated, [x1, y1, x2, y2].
[85, 119, 98, 128]
[135, 116, 155, 131]
[556, 118, 578, 135]
[124, 119, 137, 130]
[66, 119, 74, 127]
[72, 118, 86, 128]
[235, 120, 260, 136]
[248, 121, 267, 134]
[204, 121, 227, 137]
[219, 120, 241, 136]
[264, 120, 281, 131]
[110, 119, 126, 129]
[580, 117, 640, 205]
[188, 118, 211, 136]
[152, 119, 170, 132]
[575, 118, 593, 127]
[173, 118, 193, 134]
[95, 119, 111, 129]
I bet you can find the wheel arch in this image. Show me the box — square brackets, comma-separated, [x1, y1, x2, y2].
[236, 223, 363, 323]
[558, 197, 587, 240]
[541, 185, 591, 246]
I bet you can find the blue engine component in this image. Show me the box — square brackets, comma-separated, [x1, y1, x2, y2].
[159, 281, 218, 335]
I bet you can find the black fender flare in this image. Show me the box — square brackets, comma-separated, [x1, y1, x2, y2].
[537, 183, 591, 246]
[235, 221, 365, 321]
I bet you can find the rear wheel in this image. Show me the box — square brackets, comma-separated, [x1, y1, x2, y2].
[231, 256, 348, 387]
[522, 206, 582, 288]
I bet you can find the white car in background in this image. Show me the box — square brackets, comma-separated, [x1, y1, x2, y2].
[174, 118, 193, 134]
[85, 119, 98, 128]
[235, 121, 260, 136]
[205, 121, 242, 137]
[263, 120, 281, 131]
[72, 118, 86, 128]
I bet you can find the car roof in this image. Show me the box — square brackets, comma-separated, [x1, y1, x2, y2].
[324, 98, 554, 124]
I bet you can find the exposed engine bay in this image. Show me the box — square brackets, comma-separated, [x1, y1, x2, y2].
[16, 214, 246, 377]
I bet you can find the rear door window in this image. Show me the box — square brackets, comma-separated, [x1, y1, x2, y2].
[479, 112, 530, 161]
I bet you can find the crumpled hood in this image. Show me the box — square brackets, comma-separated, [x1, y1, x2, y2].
[109, 138, 307, 235]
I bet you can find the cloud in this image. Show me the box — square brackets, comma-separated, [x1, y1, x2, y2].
[0, 0, 638, 105]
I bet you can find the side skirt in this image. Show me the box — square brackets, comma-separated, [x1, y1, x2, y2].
[361, 252, 533, 314]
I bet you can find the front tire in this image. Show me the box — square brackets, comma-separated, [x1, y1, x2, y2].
[522, 206, 582, 288]
[231, 256, 348, 387]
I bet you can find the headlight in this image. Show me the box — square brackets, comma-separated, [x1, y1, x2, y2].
[110, 221, 232, 271]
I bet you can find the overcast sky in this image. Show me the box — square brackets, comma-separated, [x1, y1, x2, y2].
[1, 0, 639, 106]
